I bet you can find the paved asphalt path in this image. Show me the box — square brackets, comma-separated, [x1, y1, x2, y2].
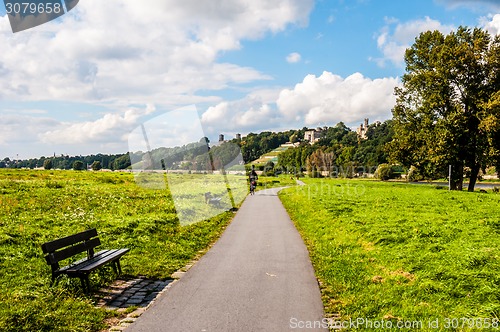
[126, 187, 327, 332]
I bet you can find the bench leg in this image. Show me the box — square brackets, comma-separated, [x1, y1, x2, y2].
[79, 275, 91, 294]
[113, 260, 123, 275]
[111, 261, 118, 275]
[118, 260, 123, 275]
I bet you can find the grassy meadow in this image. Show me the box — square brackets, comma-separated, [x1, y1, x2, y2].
[280, 179, 500, 331]
[0, 169, 244, 331]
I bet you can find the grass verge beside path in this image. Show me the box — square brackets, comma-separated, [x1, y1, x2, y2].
[256, 175, 297, 190]
[279, 179, 500, 331]
[0, 169, 236, 332]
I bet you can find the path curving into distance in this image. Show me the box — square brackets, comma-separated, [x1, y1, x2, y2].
[126, 186, 326, 332]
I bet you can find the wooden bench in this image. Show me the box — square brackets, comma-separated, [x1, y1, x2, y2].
[41, 228, 129, 293]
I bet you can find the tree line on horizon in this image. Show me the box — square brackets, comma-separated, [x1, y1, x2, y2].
[0, 153, 132, 171]
[0, 123, 389, 173]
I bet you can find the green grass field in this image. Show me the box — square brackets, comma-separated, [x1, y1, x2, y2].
[5, 169, 497, 331]
[0, 169, 239, 331]
[280, 179, 500, 331]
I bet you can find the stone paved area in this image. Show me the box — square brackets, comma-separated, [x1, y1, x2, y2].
[94, 277, 175, 331]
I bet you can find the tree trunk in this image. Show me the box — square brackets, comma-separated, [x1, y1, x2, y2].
[450, 163, 464, 190]
[468, 163, 480, 192]
[458, 172, 463, 190]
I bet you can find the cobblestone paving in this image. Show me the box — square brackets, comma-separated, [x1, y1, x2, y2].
[94, 277, 175, 331]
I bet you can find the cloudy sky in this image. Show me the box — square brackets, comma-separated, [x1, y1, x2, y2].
[0, 0, 499, 159]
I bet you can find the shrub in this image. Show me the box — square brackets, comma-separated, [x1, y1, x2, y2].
[43, 159, 53, 170]
[486, 166, 497, 176]
[45, 181, 64, 189]
[374, 163, 394, 181]
[73, 160, 84, 171]
[407, 166, 421, 182]
[91, 161, 102, 171]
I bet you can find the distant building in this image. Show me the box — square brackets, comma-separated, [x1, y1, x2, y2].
[236, 133, 241, 140]
[356, 118, 369, 140]
[304, 127, 324, 144]
[219, 134, 225, 142]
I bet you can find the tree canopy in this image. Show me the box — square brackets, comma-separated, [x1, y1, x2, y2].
[387, 26, 500, 191]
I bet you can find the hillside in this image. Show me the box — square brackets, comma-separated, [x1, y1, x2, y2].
[249, 143, 298, 166]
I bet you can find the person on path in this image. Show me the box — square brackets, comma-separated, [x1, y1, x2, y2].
[249, 166, 258, 195]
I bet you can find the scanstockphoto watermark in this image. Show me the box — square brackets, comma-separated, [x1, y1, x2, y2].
[128, 105, 247, 226]
[290, 317, 423, 330]
[273, 164, 374, 199]
[300, 179, 367, 199]
[290, 317, 500, 330]
[270, 165, 377, 179]
[3, 0, 80, 33]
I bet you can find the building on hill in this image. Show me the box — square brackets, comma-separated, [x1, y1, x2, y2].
[304, 127, 325, 144]
[356, 118, 369, 140]
[218, 133, 242, 142]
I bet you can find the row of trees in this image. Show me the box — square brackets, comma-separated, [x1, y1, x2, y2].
[1, 153, 131, 171]
[132, 138, 243, 172]
[0, 130, 293, 172]
[41, 159, 103, 171]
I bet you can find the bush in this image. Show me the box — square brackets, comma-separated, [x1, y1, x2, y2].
[374, 163, 394, 181]
[486, 166, 497, 176]
[73, 160, 84, 171]
[263, 161, 275, 176]
[407, 166, 421, 182]
[43, 159, 53, 170]
[91, 161, 102, 171]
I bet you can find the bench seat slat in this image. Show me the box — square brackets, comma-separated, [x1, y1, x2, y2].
[63, 248, 129, 274]
[77, 248, 129, 273]
[58, 249, 110, 273]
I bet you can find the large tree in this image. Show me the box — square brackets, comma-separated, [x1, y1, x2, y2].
[388, 27, 500, 191]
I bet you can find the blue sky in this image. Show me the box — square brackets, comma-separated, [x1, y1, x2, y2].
[0, 0, 499, 159]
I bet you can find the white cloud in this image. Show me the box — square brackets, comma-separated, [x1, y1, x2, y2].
[40, 105, 155, 145]
[374, 17, 455, 67]
[286, 52, 302, 63]
[0, 111, 136, 158]
[276, 71, 399, 126]
[0, 114, 59, 146]
[201, 91, 281, 134]
[481, 14, 500, 35]
[201, 71, 399, 137]
[128, 105, 207, 153]
[0, 0, 313, 105]
[438, 0, 500, 11]
[0, 0, 314, 157]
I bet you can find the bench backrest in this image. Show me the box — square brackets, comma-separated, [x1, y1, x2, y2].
[41, 229, 101, 268]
